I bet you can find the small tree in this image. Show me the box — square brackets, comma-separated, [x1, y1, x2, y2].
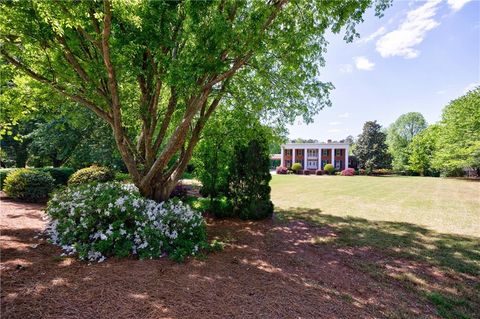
[228, 134, 273, 220]
[387, 112, 427, 171]
[354, 121, 391, 172]
[408, 124, 440, 176]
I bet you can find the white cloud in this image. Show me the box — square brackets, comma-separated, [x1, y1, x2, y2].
[328, 128, 341, 133]
[354, 56, 375, 71]
[463, 82, 479, 93]
[339, 64, 353, 73]
[338, 112, 350, 118]
[329, 121, 341, 126]
[447, 0, 473, 12]
[376, 0, 441, 59]
[357, 27, 387, 44]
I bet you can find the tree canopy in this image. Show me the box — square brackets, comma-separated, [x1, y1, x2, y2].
[387, 112, 427, 171]
[354, 120, 390, 170]
[1, 0, 390, 200]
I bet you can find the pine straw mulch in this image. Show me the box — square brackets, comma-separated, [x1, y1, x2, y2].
[1, 195, 471, 319]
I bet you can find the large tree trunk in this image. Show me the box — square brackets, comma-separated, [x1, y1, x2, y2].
[139, 178, 178, 202]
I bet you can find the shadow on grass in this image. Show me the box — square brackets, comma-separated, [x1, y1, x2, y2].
[276, 207, 480, 319]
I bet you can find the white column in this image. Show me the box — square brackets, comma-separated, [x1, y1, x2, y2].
[304, 148, 307, 169]
[345, 147, 349, 169]
[292, 148, 296, 165]
[318, 148, 321, 170]
[331, 148, 335, 167]
[280, 147, 284, 167]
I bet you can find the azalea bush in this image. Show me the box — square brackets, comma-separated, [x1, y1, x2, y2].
[46, 182, 207, 262]
[276, 166, 288, 174]
[341, 168, 355, 176]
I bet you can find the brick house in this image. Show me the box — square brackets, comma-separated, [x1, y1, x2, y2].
[281, 141, 350, 171]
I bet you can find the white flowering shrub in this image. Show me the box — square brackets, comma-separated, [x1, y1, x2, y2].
[46, 182, 207, 262]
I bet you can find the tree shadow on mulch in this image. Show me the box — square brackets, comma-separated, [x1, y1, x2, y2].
[277, 207, 480, 319]
[2, 208, 446, 319]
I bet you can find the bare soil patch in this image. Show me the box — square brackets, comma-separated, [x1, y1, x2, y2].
[1, 196, 470, 318]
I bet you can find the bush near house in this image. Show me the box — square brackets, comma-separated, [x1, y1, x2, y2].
[3, 168, 54, 202]
[68, 165, 114, 185]
[316, 169, 325, 175]
[304, 170, 311, 175]
[341, 168, 355, 176]
[324, 164, 335, 175]
[276, 166, 288, 174]
[291, 163, 302, 173]
[46, 182, 208, 262]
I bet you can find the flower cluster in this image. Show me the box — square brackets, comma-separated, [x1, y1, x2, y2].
[340, 168, 355, 176]
[45, 182, 207, 262]
[276, 166, 288, 174]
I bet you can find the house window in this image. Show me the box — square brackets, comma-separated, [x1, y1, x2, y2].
[285, 160, 292, 168]
[335, 149, 342, 156]
[285, 149, 292, 156]
[322, 149, 329, 156]
[335, 160, 342, 170]
[307, 160, 318, 169]
[307, 149, 318, 157]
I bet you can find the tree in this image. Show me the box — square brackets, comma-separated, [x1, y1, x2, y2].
[228, 132, 273, 220]
[433, 88, 480, 175]
[1, 0, 390, 201]
[387, 112, 427, 171]
[354, 121, 390, 171]
[408, 124, 440, 176]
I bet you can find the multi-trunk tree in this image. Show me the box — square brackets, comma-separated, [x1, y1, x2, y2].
[1, 0, 389, 201]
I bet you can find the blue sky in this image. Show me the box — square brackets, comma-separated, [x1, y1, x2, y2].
[287, 0, 479, 141]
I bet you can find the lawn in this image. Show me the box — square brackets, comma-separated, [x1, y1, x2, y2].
[271, 175, 480, 319]
[271, 175, 480, 237]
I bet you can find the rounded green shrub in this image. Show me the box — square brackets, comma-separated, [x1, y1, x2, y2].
[0, 168, 16, 190]
[324, 163, 335, 175]
[68, 165, 114, 185]
[291, 162, 303, 173]
[40, 167, 75, 185]
[3, 168, 54, 202]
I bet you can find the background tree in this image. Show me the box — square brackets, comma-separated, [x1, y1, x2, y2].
[387, 112, 427, 171]
[354, 121, 390, 171]
[407, 124, 440, 176]
[1, 0, 390, 201]
[432, 88, 480, 175]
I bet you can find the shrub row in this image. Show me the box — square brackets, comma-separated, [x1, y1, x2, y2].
[3, 169, 54, 201]
[46, 182, 208, 262]
[0, 167, 75, 189]
[68, 165, 114, 185]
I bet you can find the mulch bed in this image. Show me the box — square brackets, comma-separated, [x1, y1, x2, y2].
[1, 195, 443, 319]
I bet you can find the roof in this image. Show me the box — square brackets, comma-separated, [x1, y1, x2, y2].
[282, 142, 350, 148]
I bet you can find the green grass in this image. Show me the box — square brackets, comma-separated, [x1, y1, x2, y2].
[270, 175, 480, 319]
[271, 175, 480, 237]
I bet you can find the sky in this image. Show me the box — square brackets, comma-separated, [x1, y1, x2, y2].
[287, 0, 480, 142]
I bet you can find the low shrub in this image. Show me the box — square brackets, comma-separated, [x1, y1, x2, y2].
[276, 166, 288, 174]
[40, 167, 75, 185]
[357, 169, 367, 175]
[0, 168, 16, 189]
[3, 169, 54, 202]
[68, 165, 114, 185]
[291, 163, 302, 173]
[341, 168, 355, 176]
[201, 197, 234, 218]
[304, 170, 311, 175]
[114, 172, 131, 182]
[371, 168, 394, 176]
[316, 169, 325, 175]
[46, 182, 207, 262]
[324, 164, 335, 175]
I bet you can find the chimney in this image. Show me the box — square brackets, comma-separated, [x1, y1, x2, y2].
[327, 139, 332, 143]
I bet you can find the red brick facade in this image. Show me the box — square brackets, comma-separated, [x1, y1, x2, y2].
[282, 146, 348, 171]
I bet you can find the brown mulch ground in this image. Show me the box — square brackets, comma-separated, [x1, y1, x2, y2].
[1, 196, 444, 319]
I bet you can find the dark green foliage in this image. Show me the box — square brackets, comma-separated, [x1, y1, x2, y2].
[3, 168, 54, 202]
[68, 165, 114, 185]
[228, 135, 274, 220]
[39, 167, 75, 185]
[354, 121, 391, 171]
[324, 164, 335, 175]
